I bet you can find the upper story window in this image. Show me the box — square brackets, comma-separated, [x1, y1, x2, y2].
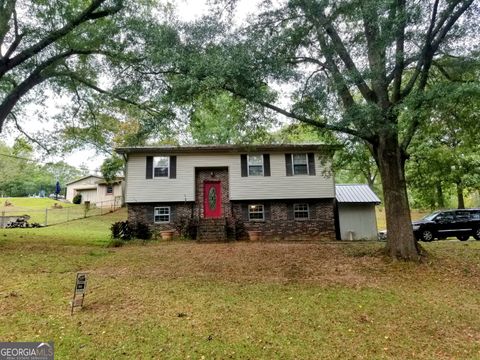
[292, 153, 309, 175]
[248, 204, 264, 221]
[106, 185, 113, 195]
[294, 203, 309, 219]
[241, 154, 270, 177]
[248, 155, 264, 176]
[153, 156, 169, 178]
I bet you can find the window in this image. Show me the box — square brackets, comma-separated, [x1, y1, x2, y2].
[153, 156, 169, 177]
[292, 153, 308, 175]
[294, 203, 309, 219]
[154, 206, 170, 223]
[248, 155, 264, 176]
[106, 185, 113, 195]
[248, 204, 264, 221]
[471, 211, 480, 220]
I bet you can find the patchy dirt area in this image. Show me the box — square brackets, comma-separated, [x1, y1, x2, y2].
[94, 240, 480, 289]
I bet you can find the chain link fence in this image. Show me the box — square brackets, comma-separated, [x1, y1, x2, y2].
[0, 198, 123, 228]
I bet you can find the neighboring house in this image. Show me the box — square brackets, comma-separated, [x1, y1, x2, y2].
[335, 184, 381, 240]
[65, 175, 124, 207]
[116, 144, 338, 241]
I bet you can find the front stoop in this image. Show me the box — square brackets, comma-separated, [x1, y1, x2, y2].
[197, 218, 227, 242]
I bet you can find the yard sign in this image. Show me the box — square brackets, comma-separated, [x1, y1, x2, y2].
[71, 272, 88, 315]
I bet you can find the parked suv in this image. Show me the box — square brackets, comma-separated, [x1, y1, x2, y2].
[414, 209, 480, 242]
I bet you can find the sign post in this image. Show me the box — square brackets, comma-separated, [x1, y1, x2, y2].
[71, 272, 87, 315]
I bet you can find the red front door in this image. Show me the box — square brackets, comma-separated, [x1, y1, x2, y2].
[204, 181, 222, 218]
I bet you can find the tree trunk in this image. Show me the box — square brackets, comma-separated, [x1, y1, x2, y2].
[457, 183, 465, 209]
[375, 134, 421, 260]
[436, 182, 445, 208]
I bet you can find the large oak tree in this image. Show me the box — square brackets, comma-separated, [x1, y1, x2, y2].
[146, 0, 478, 259]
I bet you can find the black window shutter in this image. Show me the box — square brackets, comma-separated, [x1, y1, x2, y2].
[263, 154, 271, 176]
[287, 203, 294, 220]
[169, 156, 177, 179]
[170, 204, 175, 222]
[146, 156, 153, 179]
[242, 203, 249, 220]
[308, 153, 316, 175]
[241, 154, 248, 177]
[264, 203, 271, 220]
[285, 153, 293, 176]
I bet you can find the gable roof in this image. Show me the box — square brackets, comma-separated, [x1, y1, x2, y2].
[65, 175, 104, 186]
[335, 184, 381, 204]
[115, 143, 340, 155]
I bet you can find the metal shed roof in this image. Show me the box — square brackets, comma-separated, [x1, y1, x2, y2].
[335, 184, 381, 204]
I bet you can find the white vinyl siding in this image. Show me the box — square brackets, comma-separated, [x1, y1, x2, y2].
[125, 153, 334, 202]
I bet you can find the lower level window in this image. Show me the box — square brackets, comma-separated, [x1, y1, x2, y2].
[248, 204, 264, 221]
[294, 203, 309, 219]
[154, 206, 170, 223]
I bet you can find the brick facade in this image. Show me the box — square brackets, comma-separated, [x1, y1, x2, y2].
[231, 199, 336, 241]
[127, 166, 336, 241]
[127, 202, 193, 234]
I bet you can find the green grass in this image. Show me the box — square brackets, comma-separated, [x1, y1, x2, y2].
[376, 207, 429, 230]
[1, 211, 480, 359]
[0, 197, 115, 226]
[0, 197, 77, 210]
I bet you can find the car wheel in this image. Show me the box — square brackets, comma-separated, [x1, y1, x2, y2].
[420, 230, 434, 242]
[457, 235, 469, 241]
[473, 228, 480, 241]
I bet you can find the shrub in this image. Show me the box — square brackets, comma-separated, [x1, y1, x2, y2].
[111, 220, 152, 241]
[72, 194, 82, 204]
[135, 221, 152, 240]
[111, 221, 134, 241]
[174, 216, 198, 240]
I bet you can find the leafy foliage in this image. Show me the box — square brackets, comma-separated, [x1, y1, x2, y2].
[0, 140, 84, 197]
[174, 216, 198, 240]
[111, 220, 152, 241]
[100, 154, 124, 183]
[72, 194, 82, 205]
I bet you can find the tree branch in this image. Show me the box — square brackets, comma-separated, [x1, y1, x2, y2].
[401, 0, 440, 98]
[391, 0, 406, 103]
[0, 49, 100, 131]
[8, 112, 51, 153]
[0, 0, 122, 78]
[56, 71, 165, 118]
[0, 0, 16, 52]
[222, 84, 366, 140]
[314, 11, 377, 103]
[3, 6, 24, 60]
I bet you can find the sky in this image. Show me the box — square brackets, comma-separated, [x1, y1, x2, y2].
[1, 0, 264, 174]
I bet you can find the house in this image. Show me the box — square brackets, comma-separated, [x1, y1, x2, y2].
[116, 144, 339, 241]
[65, 175, 124, 208]
[335, 184, 381, 240]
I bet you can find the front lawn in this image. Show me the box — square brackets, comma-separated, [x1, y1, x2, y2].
[0, 211, 479, 359]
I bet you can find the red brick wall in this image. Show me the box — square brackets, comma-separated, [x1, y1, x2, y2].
[231, 199, 336, 241]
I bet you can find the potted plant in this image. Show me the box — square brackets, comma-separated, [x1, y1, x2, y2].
[247, 230, 262, 241]
[160, 229, 175, 240]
